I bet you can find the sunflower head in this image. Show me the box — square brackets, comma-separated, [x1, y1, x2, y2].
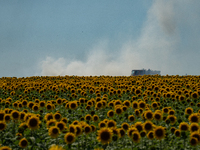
[97, 127, 113, 145]
[154, 126, 165, 140]
[19, 138, 28, 148]
[49, 126, 60, 138]
[64, 132, 76, 144]
[27, 116, 40, 130]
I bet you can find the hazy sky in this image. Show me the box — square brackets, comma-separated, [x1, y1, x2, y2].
[0, 0, 200, 77]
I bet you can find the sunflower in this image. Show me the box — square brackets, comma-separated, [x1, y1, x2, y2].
[49, 145, 64, 150]
[54, 112, 62, 121]
[167, 115, 177, 125]
[107, 110, 115, 118]
[115, 107, 123, 115]
[56, 98, 63, 105]
[168, 110, 175, 115]
[151, 102, 158, 109]
[154, 126, 165, 140]
[189, 113, 199, 123]
[132, 131, 141, 143]
[0, 121, 6, 131]
[11, 110, 20, 120]
[45, 113, 54, 122]
[107, 120, 116, 128]
[135, 109, 140, 117]
[147, 131, 154, 140]
[39, 101, 45, 107]
[69, 124, 77, 134]
[56, 121, 66, 132]
[0, 146, 12, 150]
[134, 122, 143, 133]
[162, 107, 169, 114]
[153, 112, 162, 121]
[170, 127, 176, 134]
[191, 92, 199, 99]
[64, 132, 76, 144]
[4, 114, 11, 123]
[32, 104, 40, 112]
[27, 116, 40, 130]
[27, 102, 34, 109]
[174, 129, 181, 137]
[128, 115, 135, 122]
[92, 115, 99, 122]
[0, 111, 5, 121]
[179, 122, 189, 131]
[69, 101, 78, 110]
[123, 100, 131, 108]
[61, 117, 68, 124]
[95, 101, 103, 110]
[91, 124, 96, 132]
[49, 126, 60, 138]
[121, 122, 129, 131]
[143, 121, 154, 132]
[190, 131, 200, 144]
[189, 123, 199, 133]
[75, 125, 82, 136]
[185, 107, 193, 115]
[127, 127, 137, 138]
[46, 119, 57, 129]
[99, 121, 107, 128]
[117, 128, 126, 138]
[97, 128, 113, 145]
[132, 101, 138, 109]
[144, 110, 154, 120]
[85, 114, 92, 121]
[46, 103, 53, 111]
[138, 101, 146, 109]
[190, 137, 198, 147]
[84, 125, 92, 135]
[19, 138, 28, 148]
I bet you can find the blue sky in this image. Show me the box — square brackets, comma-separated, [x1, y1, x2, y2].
[0, 0, 200, 77]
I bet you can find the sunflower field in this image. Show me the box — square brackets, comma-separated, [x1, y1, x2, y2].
[0, 75, 200, 150]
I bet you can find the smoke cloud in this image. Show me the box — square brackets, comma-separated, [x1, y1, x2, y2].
[38, 0, 200, 76]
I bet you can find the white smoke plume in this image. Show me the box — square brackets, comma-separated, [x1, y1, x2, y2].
[38, 0, 200, 76]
